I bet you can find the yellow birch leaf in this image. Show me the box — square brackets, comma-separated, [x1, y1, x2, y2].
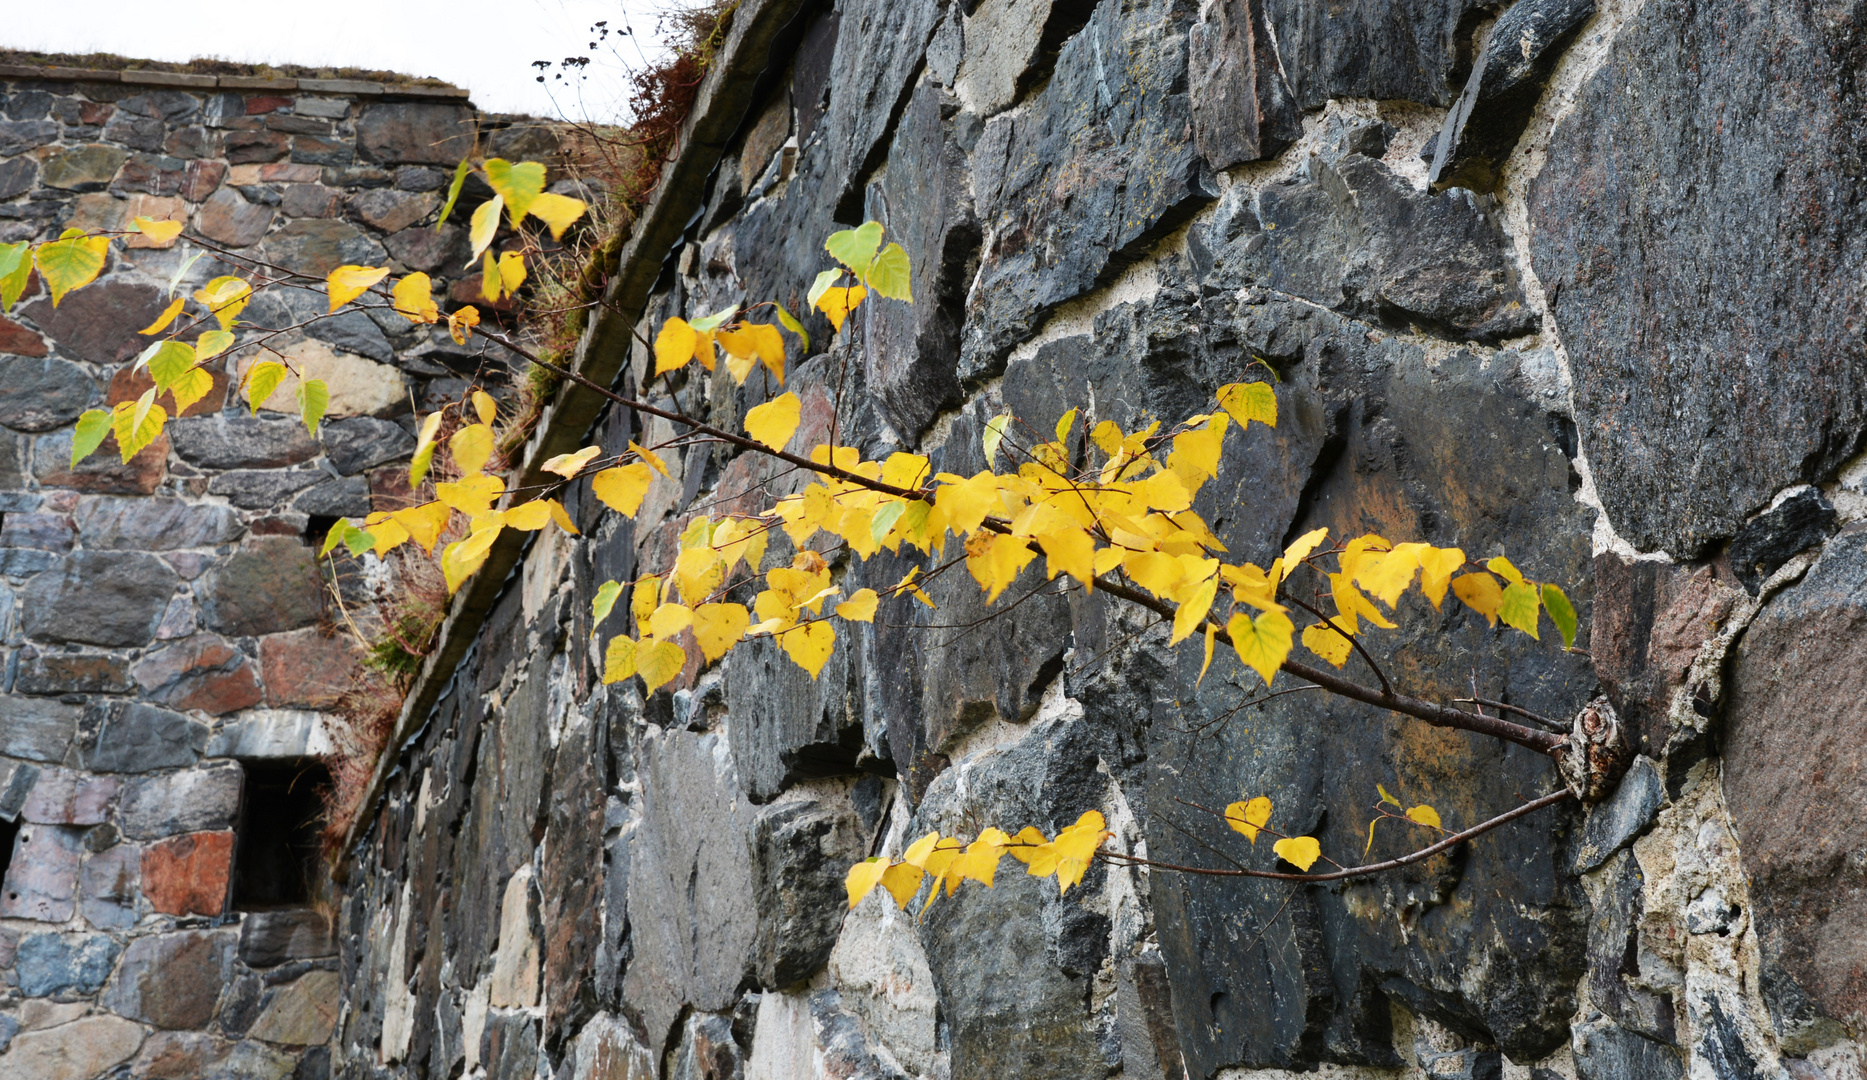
[435, 474, 504, 515]
[368, 517, 410, 558]
[450, 423, 495, 475]
[111, 394, 166, 462]
[957, 829, 1010, 887]
[390, 502, 451, 554]
[483, 158, 546, 224]
[1377, 783, 1403, 807]
[591, 463, 653, 517]
[744, 392, 802, 451]
[327, 264, 389, 311]
[1273, 836, 1321, 871]
[194, 330, 235, 361]
[497, 250, 526, 296]
[1499, 581, 1542, 639]
[964, 532, 1037, 603]
[1301, 617, 1356, 668]
[447, 304, 480, 344]
[846, 858, 890, 909]
[542, 445, 601, 477]
[648, 602, 692, 641]
[1451, 572, 1503, 626]
[636, 640, 687, 694]
[1216, 381, 1277, 429]
[815, 284, 866, 331]
[409, 411, 445, 487]
[933, 471, 1000, 536]
[654, 317, 698, 375]
[138, 296, 185, 335]
[981, 412, 1012, 466]
[1543, 583, 1578, 649]
[441, 525, 502, 593]
[1282, 527, 1330, 573]
[1170, 575, 1217, 645]
[1405, 805, 1442, 830]
[779, 620, 836, 678]
[632, 575, 662, 634]
[1328, 572, 1395, 633]
[835, 588, 879, 622]
[392, 272, 439, 323]
[480, 250, 501, 302]
[1486, 555, 1526, 587]
[1227, 609, 1294, 687]
[902, 831, 941, 868]
[1200, 621, 1216, 684]
[591, 580, 624, 627]
[469, 194, 504, 259]
[503, 500, 554, 530]
[1419, 546, 1466, 610]
[1006, 826, 1049, 865]
[472, 390, 497, 426]
[880, 863, 925, 909]
[1358, 542, 1426, 608]
[692, 603, 749, 663]
[547, 499, 578, 536]
[1225, 796, 1273, 843]
[1037, 528, 1096, 587]
[625, 441, 668, 479]
[526, 191, 587, 239]
[133, 215, 183, 245]
[195, 275, 251, 330]
[603, 636, 638, 684]
[35, 230, 110, 306]
[746, 323, 785, 382]
[167, 367, 213, 415]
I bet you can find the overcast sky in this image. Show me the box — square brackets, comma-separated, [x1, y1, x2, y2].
[4, 0, 677, 121]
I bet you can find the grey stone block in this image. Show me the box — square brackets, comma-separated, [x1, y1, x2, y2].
[116, 762, 243, 839]
[15, 931, 123, 996]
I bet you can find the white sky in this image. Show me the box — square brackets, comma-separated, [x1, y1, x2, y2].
[3, 0, 678, 121]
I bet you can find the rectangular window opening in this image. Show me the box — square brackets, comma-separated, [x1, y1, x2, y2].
[231, 759, 332, 911]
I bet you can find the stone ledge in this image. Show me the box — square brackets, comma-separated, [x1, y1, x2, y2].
[120, 69, 218, 88]
[0, 61, 466, 99]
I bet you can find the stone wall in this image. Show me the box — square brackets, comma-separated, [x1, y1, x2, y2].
[0, 61, 577, 1080]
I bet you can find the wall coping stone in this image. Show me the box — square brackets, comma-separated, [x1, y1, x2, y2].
[0, 61, 467, 100]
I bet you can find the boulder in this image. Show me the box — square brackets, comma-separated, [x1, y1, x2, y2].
[752, 799, 866, 988]
[20, 280, 167, 365]
[259, 627, 363, 709]
[40, 144, 129, 189]
[0, 1015, 145, 1080]
[196, 187, 277, 248]
[256, 219, 388, 278]
[131, 634, 264, 716]
[320, 416, 414, 475]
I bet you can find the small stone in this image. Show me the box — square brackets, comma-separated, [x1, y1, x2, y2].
[266, 114, 331, 136]
[320, 416, 414, 475]
[79, 844, 140, 930]
[18, 767, 119, 825]
[196, 187, 276, 248]
[102, 928, 238, 1029]
[0, 356, 94, 432]
[0, 314, 47, 356]
[239, 910, 335, 967]
[259, 162, 324, 183]
[0, 119, 59, 156]
[116, 763, 243, 839]
[383, 222, 467, 272]
[13, 650, 131, 694]
[0, 824, 84, 921]
[279, 184, 340, 218]
[347, 189, 438, 232]
[293, 475, 372, 516]
[297, 97, 351, 119]
[226, 129, 290, 164]
[0, 698, 80, 763]
[163, 125, 217, 159]
[394, 165, 445, 191]
[488, 867, 541, 1008]
[216, 1040, 298, 1080]
[260, 627, 364, 708]
[0, 513, 75, 552]
[180, 159, 226, 202]
[1574, 755, 1665, 873]
[246, 969, 341, 1045]
[291, 134, 354, 167]
[31, 429, 169, 495]
[256, 218, 388, 278]
[103, 113, 166, 151]
[0, 1014, 146, 1079]
[1685, 886, 1740, 935]
[1571, 1017, 1684, 1080]
[78, 701, 207, 772]
[141, 830, 234, 916]
[39, 144, 128, 189]
[21, 551, 179, 647]
[73, 495, 242, 550]
[198, 536, 324, 637]
[1728, 489, 1840, 596]
[0, 760, 41, 819]
[15, 931, 123, 996]
[206, 469, 324, 510]
[241, 340, 405, 418]
[0, 156, 39, 199]
[170, 414, 321, 469]
[132, 633, 264, 716]
[355, 103, 475, 165]
[21, 279, 168, 364]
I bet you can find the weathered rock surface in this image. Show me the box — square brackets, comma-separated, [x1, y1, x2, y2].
[20, 551, 178, 646]
[1530, 0, 1867, 556]
[116, 763, 243, 839]
[71, 496, 241, 551]
[104, 929, 239, 1029]
[197, 536, 323, 637]
[751, 799, 865, 988]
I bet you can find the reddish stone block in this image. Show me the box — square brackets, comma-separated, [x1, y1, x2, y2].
[260, 627, 363, 709]
[131, 634, 264, 716]
[245, 95, 293, 115]
[367, 462, 418, 512]
[108, 361, 228, 418]
[79, 101, 114, 125]
[36, 431, 168, 495]
[141, 830, 233, 916]
[180, 159, 227, 203]
[0, 315, 47, 357]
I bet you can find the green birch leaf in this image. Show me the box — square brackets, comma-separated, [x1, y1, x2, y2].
[436, 157, 472, 230]
[298, 378, 330, 436]
[71, 408, 112, 467]
[866, 242, 912, 301]
[591, 580, 624, 629]
[1542, 583, 1578, 650]
[824, 222, 883, 275]
[1499, 581, 1542, 640]
[774, 303, 809, 352]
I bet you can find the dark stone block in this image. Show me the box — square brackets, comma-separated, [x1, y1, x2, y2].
[226, 129, 290, 164]
[197, 535, 323, 637]
[0, 156, 36, 200]
[240, 910, 336, 967]
[294, 476, 372, 516]
[72, 495, 242, 550]
[206, 469, 324, 510]
[1430, 0, 1596, 193]
[383, 222, 467, 273]
[103, 113, 166, 151]
[816, 0, 944, 219]
[751, 799, 865, 988]
[13, 650, 133, 695]
[1727, 489, 1838, 596]
[1268, 0, 1494, 110]
[257, 219, 388, 279]
[170, 413, 322, 469]
[1572, 1018, 1684, 1080]
[1725, 527, 1867, 1025]
[354, 103, 475, 166]
[20, 279, 167, 364]
[78, 700, 208, 773]
[0, 355, 93, 432]
[1529, 0, 1867, 556]
[1, 698, 81, 763]
[320, 416, 414, 475]
[539, 712, 604, 1046]
[20, 551, 179, 647]
[1573, 755, 1663, 873]
[116, 762, 243, 839]
[110, 152, 190, 196]
[102, 928, 239, 1029]
[0, 119, 59, 157]
[1188, 0, 1302, 172]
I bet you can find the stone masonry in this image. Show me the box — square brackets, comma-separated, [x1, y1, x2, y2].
[0, 61, 582, 1080]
